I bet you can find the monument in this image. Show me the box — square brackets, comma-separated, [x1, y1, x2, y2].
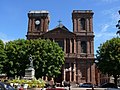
[24, 54, 35, 79]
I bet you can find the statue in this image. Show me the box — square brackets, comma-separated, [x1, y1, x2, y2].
[29, 54, 33, 67]
[24, 54, 35, 79]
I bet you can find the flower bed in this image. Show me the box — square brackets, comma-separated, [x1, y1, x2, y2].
[8, 78, 45, 88]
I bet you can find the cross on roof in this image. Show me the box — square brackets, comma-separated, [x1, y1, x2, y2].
[58, 20, 62, 26]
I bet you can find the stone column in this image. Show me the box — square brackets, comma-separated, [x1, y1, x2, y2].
[69, 63, 72, 82]
[91, 40, 94, 54]
[41, 19, 44, 31]
[32, 19, 35, 31]
[86, 18, 89, 32]
[78, 19, 80, 32]
[87, 41, 90, 54]
[28, 19, 32, 32]
[77, 63, 81, 83]
[74, 39, 76, 53]
[87, 64, 91, 83]
[44, 18, 48, 32]
[77, 40, 80, 54]
[64, 39, 66, 53]
[73, 62, 76, 82]
[97, 70, 100, 86]
[73, 19, 77, 32]
[91, 63, 96, 84]
[90, 18, 93, 32]
[70, 39, 72, 53]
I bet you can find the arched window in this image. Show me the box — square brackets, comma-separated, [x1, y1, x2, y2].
[80, 18, 86, 30]
[81, 41, 87, 53]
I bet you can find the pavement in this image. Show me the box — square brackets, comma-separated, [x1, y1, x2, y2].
[56, 87, 120, 90]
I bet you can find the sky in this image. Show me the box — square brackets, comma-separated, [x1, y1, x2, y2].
[0, 0, 120, 54]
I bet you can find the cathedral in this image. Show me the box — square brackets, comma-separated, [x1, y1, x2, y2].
[26, 10, 96, 84]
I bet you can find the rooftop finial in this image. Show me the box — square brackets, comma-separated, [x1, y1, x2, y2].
[58, 20, 62, 27]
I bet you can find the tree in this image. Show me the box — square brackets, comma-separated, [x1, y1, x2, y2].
[116, 10, 120, 35]
[27, 39, 65, 79]
[4, 39, 65, 78]
[96, 37, 120, 85]
[4, 39, 29, 77]
[0, 40, 6, 74]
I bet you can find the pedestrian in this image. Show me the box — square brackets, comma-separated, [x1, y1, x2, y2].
[19, 84, 24, 90]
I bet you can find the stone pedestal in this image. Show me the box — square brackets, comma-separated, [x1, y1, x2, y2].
[24, 67, 35, 79]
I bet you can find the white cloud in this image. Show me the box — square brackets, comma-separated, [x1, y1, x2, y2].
[96, 7, 120, 38]
[94, 7, 120, 48]
[95, 32, 115, 38]
[101, 24, 109, 32]
[95, 23, 116, 45]
[102, 7, 120, 21]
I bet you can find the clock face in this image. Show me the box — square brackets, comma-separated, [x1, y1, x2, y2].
[35, 20, 40, 25]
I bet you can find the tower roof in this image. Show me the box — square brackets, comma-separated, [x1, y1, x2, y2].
[72, 10, 93, 14]
[29, 10, 49, 14]
[28, 10, 50, 18]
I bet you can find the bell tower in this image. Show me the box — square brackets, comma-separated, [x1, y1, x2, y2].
[72, 10, 94, 33]
[72, 10, 95, 84]
[26, 10, 50, 39]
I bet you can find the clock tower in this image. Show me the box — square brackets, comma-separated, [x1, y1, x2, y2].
[26, 10, 50, 39]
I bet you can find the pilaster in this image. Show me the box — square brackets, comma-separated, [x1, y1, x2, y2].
[87, 41, 90, 54]
[32, 19, 35, 31]
[91, 40, 94, 54]
[77, 40, 80, 54]
[74, 39, 76, 53]
[70, 39, 72, 53]
[64, 39, 66, 53]
[86, 18, 89, 32]
[73, 62, 76, 82]
[69, 63, 72, 82]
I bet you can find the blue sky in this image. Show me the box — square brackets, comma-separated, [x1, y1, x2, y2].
[0, 0, 120, 54]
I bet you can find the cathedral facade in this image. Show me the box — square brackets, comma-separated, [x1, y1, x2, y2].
[26, 10, 96, 84]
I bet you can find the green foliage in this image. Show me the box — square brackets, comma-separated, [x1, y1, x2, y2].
[4, 39, 29, 77]
[0, 40, 6, 73]
[26, 39, 65, 78]
[96, 37, 120, 84]
[3, 39, 65, 78]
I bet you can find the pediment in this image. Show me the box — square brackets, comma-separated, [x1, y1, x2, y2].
[41, 25, 76, 38]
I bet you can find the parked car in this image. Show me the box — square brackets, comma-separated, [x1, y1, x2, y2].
[0, 82, 15, 90]
[79, 83, 93, 88]
[100, 83, 118, 88]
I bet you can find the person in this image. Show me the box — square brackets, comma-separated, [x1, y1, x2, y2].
[19, 84, 24, 90]
[23, 84, 28, 90]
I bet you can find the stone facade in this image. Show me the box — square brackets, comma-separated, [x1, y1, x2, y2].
[26, 10, 96, 84]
